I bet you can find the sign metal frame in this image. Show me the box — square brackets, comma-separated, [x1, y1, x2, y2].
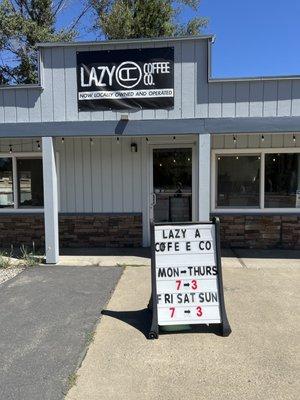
[148, 217, 231, 339]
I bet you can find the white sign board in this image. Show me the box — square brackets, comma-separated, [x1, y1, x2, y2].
[154, 223, 221, 326]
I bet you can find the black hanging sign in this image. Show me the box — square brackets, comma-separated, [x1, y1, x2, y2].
[77, 47, 174, 111]
[148, 218, 231, 339]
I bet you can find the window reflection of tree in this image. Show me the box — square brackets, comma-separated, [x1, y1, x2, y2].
[265, 154, 298, 208]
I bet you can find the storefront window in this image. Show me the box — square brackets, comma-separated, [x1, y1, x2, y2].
[265, 153, 300, 208]
[17, 159, 44, 207]
[0, 158, 13, 208]
[217, 155, 260, 207]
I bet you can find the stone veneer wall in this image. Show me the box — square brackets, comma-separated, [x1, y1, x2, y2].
[0, 213, 299, 249]
[0, 213, 142, 248]
[0, 214, 45, 249]
[217, 215, 300, 249]
[59, 214, 142, 248]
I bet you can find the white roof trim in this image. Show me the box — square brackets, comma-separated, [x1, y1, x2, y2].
[37, 34, 215, 48]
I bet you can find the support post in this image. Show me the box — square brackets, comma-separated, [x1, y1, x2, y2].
[198, 133, 211, 221]
[42, 137, 59, 264]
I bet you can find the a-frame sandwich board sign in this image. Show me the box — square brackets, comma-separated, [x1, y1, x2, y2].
[148, 217, 231, 339]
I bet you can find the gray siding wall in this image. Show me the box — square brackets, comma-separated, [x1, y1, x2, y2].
[55, 136, 144, 213]
[0, 136, 144, 213]
[55, 134, 196, 213]
[0, 137, 42, 152]
[212, 133, 300, 149]
[0, 135, 195, 215]
[0, 133, 297, 216]
[1, 38, 299, 124]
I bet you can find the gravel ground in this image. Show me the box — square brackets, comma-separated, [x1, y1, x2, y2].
[0, 267, 25, 285]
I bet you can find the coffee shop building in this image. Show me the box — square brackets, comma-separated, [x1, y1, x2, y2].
[0, 35, 299, 263]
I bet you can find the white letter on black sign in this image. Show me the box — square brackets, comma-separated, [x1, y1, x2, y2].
[80, 67, 89, 87]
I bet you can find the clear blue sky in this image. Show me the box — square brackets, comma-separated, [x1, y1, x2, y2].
[58, 0, 300, 78]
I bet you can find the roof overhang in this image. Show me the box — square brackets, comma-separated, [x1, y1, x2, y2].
[1, 117, 300, 138]
[37, 34, 215, 49]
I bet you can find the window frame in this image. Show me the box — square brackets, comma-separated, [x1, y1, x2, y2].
[0, 152, 44, 213]
[211, 147, 300, 213]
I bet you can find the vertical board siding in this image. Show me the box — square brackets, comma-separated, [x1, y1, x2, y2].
[195, 40, 209, 118]
[78, 47, 92, 122]
[52, 47, 66, 122]
[249, 81, 264, 117]
[263, 81, 278, 117]
[122, 137, 133, 212]
[90, 138, 103, 212]
[54, 136, 199, 214]
[28, 89, 42, 122]
[82, 138, 93, 211]
[181, 40, 195, 118]
[168, 41, 182, 119]
[0, 138, 40, 152]
[291, 80, 300, 116]
[41, 48, 54, 122]
[65, 138, 76, 211]
[101, 138, 113, 212]
[277, 80, 292, 116]
[208, 82, 222, 117]
[74, 138, 84, 211]
[0, 38, 300, 122]
[235, 82, 250, 117]
[15, 90, 29, 122]
[55, 138, 67, 211]
[64, 46, 78, 121]
[111, 138, 123, 211]
[3, 90, 17, 122]
[212, 133, 300, 149]
[132, 138, 142, 211]
[221, 83, 236, 117]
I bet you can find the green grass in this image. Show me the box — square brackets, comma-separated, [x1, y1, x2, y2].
[67, 372, 78, 390]
[0, 252, 12, 269]
[85, 330, 96, 346]
[0, 245, 44, 269]
[19, 245, 43, 267]
[116, 262, 148, 268]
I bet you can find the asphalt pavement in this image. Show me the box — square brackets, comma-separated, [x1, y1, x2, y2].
[0, 265, 123, 400]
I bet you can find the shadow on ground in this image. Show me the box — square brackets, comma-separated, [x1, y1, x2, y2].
[102, 309, 152, 338]
[230, 248, 300, 259]
[101, 308, 225, 338]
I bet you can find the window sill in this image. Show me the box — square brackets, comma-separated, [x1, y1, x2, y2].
[212, 209, 300, 215]
[0, 209, 44, 214]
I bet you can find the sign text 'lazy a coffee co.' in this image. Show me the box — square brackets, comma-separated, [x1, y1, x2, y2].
[77, 47, 174, 111]
[148, 219, 231, 339]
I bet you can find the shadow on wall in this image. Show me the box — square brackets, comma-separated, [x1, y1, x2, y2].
[0, 87, 41, 108]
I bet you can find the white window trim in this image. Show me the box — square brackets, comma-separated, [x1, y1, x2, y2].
[211, 147, 300, 214]
[0, 152, 44, 213]
[148, 142, 197, 221]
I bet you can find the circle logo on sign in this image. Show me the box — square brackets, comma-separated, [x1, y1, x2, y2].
[116, 61, 142, 89]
